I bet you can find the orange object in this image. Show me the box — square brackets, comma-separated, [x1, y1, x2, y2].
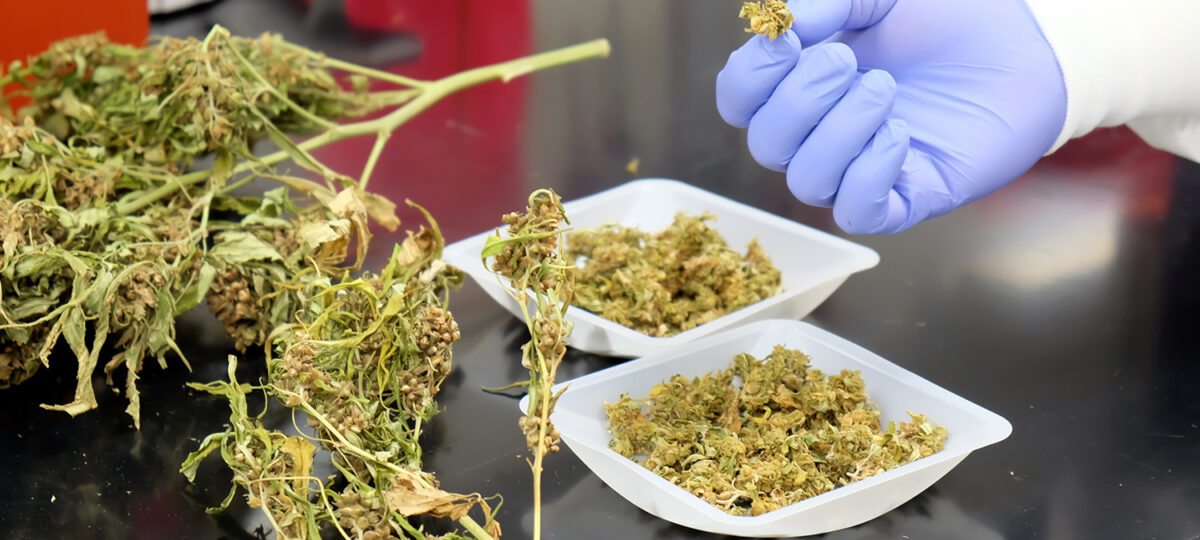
[1, 0, 148, 113]
[0, 0, 148, 63]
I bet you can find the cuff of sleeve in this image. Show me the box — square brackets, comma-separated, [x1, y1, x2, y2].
[1129, 115, 1200, 164]
[1023, 0, 1200, 156]
[1021, 0, 1114, 154]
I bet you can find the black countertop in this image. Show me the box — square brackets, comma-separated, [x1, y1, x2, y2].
[2, 1, 1198, 539]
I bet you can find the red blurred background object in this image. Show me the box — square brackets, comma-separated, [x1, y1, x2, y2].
[307, 0, 534, 251]
[1024, 126, 1177, 219]
[1, 0, 149, 109]
[0, 0, 148, 60]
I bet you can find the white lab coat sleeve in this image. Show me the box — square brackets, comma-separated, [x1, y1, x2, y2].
[1023, 0, 1200, 162]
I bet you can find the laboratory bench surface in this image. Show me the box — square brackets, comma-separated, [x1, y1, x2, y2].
[1, 1, 1198, 539]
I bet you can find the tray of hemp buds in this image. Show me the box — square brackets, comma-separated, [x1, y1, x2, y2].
[520, 318, 1012, 537]
[442, 178, 880, 357]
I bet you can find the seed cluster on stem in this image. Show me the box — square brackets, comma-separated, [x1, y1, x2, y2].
[481, 189, 575, 540]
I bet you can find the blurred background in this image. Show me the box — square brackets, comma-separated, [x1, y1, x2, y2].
[1, 1, 1197, 539]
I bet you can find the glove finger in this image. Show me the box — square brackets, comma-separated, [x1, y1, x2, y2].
[831, 118, 910, 234]
[788, 0, 899, 44]
[715, 31, 804, 128]
[787, 69, 896, 207]
[745, 43, 857, 172]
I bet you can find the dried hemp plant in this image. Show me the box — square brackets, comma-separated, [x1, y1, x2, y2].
[2, 24, 610, 539]
[481, 190, 574, 540]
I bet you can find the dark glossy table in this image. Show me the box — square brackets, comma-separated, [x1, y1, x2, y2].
[2, 1, 1199, 539]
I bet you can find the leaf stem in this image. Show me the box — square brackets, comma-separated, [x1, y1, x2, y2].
[359, 131, 390, 190]
[458, 516, 495, 540]
[285, 45, 429, 89]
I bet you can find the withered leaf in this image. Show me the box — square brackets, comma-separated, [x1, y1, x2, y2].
[210, 231, 283, 263]
[385, 476, 480, 521]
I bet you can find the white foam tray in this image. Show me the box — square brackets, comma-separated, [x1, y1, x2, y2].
[520, 319, 1012, 537]
[443, 179, 880, 357]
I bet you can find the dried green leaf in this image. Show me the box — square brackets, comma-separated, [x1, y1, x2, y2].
[91, 65, 125, 84]
[480, 230, 558, 261]
[328, 188, 370, 271]
[385, 476, 481, 520]
[25, 139, 58, 156]
[175, 262, 218, 314]
[207, 484, 239, 515]
[296, 220, 349, 247]
[210, 231, 283, 263]
[364, 191, 400, 231]
[179, 432, 226, 482]
[59, 306, 90, 368]
[279, 436, 316, 496]
[212, 149, 234, 181]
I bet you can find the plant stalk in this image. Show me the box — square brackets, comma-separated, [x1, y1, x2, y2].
[115, 38, 610, 216]
[458, 516, 496, 540]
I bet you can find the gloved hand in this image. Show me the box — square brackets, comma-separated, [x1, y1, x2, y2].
[716, 0, 1067, 233]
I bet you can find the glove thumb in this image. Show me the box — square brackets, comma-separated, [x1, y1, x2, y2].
[788, 0, 898, 44]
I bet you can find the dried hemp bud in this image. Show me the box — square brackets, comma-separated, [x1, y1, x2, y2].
[740, 0, 795, 40]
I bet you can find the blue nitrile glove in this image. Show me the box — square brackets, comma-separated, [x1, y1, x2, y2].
[716, 0, 1067, 233]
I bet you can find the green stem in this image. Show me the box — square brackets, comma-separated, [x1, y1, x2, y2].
[373, 89, 422, 107]
[279, 42, 428, 89]
[504, 280, 555, 540]
[458, 516, 495, 540]
[531, 335, 558, 540]
[201, 25, 221, 48]
[116, 169, 212, 215]
[114, 38, 610, 216]
[359, 131, 390, 190]
[358, 38, 611, 135]
[216, 172, 260, 196]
